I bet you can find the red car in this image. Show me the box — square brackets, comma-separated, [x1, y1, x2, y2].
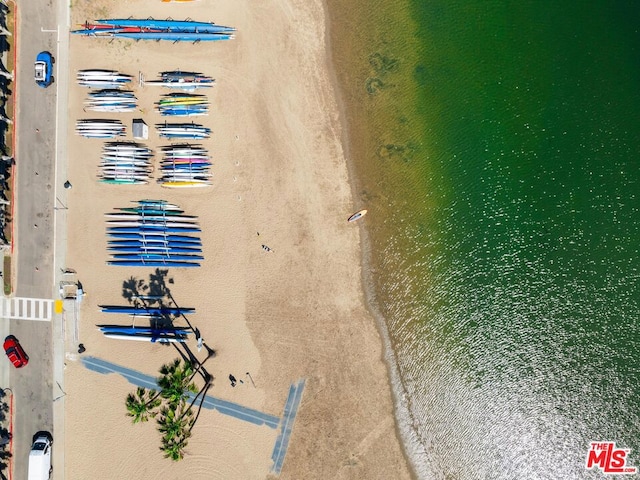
[3, 335, 28, 368]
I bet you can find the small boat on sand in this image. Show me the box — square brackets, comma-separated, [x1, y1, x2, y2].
[347, 209, 367, 223]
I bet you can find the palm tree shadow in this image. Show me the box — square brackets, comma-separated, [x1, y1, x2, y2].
[121, 269, 176, 329]
[119, 269, 216, 428]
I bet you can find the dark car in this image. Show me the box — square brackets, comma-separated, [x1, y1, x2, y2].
[3, 335, 28, 368]
[34, 51, 54, 88]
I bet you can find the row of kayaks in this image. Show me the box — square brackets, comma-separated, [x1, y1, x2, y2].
[80, 92, 210, 117]
[76, 122, 212, 140]
[77, 69, 215, 91]
[105, 201, 203, 267]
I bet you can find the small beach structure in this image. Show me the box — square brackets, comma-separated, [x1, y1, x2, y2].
[132, 119, 149, 140]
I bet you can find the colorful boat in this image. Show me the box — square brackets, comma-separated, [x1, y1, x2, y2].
[94, 18, 236, 33]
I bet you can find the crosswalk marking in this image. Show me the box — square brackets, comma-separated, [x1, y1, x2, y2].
[0, 297, 54, 321]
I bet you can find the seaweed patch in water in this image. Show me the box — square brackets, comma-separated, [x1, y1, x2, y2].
[377, 142, 417, 163]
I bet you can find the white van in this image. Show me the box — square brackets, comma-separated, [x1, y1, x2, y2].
[28, 434, 52, 480]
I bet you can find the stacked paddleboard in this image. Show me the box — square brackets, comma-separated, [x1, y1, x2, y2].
[76, 71, 134, 138]
[77, 69, 133, 89]
[75, 119, 126, 138]
[85, 89, 137, 113]
[106, 200, 203, 267]
[99, 142, 154, 185]
[158, 144, 212, 188]
[155, 122, 211, 140]
[156, 93, 209, 117]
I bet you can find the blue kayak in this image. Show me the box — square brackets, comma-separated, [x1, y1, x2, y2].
[107, 260, 201, 268]
[107, 226, 201, 233]
[99, 326, 192, 335]
[99, 305, 196, 315]
[110, 253, 205, 260]
[107, 233, 202, 243]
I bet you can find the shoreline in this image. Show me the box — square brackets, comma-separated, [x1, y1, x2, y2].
[320, 1, 422, 479]
[63, 0, 413, 478]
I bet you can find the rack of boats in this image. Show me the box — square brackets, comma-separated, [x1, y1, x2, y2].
[140, 71, 215, 92]
[76, 119, 126, 138]
[98, 303, 197, 343]
[77, 69, 133, 88]
[106, 200, 203, 267]
[99, 142, 154, 184]
[157, 93, 209, 116]
[156, 122, 211, 139]
[159, 144, 212, 188]
[85, 89, 138, 112]
[72, 18, 236, 42]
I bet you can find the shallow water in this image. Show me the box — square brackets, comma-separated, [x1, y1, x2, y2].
[327, 1, 640, 478]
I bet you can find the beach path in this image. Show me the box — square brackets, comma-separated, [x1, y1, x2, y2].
[81, 355, 304, 472]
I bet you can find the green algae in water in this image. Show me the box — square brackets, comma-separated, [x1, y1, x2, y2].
[328, 0, 640, 478]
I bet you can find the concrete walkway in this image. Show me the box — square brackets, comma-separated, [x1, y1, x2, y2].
[81, 355, 281, 427]
[271, 378, 305, 474]
[81, 356, 305, 475]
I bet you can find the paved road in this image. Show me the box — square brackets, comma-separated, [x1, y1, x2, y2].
[8, 0, 69, 478]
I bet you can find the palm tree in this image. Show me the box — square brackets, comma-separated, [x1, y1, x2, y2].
[125, 387, 161, 423]
[160, 432, 189, 461]
[157, 359, 198, 407]
[157, 404, 193, 440]
[157, 404, 193, 461]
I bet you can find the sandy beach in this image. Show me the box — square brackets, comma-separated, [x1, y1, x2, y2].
[62, 0, 412, 478]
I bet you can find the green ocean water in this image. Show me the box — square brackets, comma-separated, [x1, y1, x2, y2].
[328, 1, 640, 478]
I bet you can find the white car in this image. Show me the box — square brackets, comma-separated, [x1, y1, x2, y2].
[28, 433, 52, 480]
